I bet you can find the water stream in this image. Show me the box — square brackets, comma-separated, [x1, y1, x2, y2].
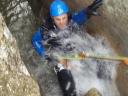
[35, 22, 120, 96]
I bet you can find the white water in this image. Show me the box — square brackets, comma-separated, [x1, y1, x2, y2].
[68, 33, 120, 96]
[35, 23, 120, 96]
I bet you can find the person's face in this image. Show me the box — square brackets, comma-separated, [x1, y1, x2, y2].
[53, 14, 68, 30]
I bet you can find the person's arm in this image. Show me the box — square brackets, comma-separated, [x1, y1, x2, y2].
[31, 13, 54, 57]
[32, 26, 62, 57]
[71, 9, 88, 25]
[32, 27, 45, 56]
[72, 0, 103, 25]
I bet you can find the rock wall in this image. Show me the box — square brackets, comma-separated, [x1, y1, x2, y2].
[0, 0, 42, 96]
[0, 13, 40, 96]
[0, 0, 38, 74]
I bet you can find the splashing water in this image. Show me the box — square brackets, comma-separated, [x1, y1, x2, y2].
[38, 22, 120, 96]
[66, 33, 120, 96]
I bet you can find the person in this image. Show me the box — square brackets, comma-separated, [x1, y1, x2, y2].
[32, 0, 102, 95]
[32, 0, 102, 66]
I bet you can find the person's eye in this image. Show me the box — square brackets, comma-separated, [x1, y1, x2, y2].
[56, 18, 60, 21]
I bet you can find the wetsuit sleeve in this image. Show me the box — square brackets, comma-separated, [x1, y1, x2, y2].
[32, 27, 45, 56]
[72, 0, 103, 25]
[71, 9, 88, 25]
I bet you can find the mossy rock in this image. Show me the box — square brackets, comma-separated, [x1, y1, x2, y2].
[85, 88, 102, 96]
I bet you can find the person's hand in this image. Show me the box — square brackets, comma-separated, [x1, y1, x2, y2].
[59, 59, 68, 68]
[47, 37, 62, 47]
[122, 58, 128, 65]
[78, 52, 86, 60]
[89, 0, 103, 10]
[87, 0, 103, 16]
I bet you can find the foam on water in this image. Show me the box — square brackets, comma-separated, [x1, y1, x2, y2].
[41, 23, 120, 96]
[66, 31, 120, 96]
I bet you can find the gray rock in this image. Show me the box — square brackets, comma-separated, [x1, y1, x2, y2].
[0, 13, 40, 96]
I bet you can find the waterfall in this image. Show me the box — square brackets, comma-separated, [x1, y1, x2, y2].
[38, 23, 120, 96]
[68, 33, 120, 96]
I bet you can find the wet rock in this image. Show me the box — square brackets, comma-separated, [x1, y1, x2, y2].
[85, 88, 102, 96]
[0, 13, 40, 96]
[0, 0, 44, 95]
[0, 0, 38, 75]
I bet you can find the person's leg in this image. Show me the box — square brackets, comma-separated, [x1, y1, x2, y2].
[54, 64, 77, 96]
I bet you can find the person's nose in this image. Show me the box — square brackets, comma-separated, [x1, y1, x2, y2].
[60, 19, 63, 25]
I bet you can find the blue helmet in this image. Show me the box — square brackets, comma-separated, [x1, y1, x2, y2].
[50, 0, 69, 16]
